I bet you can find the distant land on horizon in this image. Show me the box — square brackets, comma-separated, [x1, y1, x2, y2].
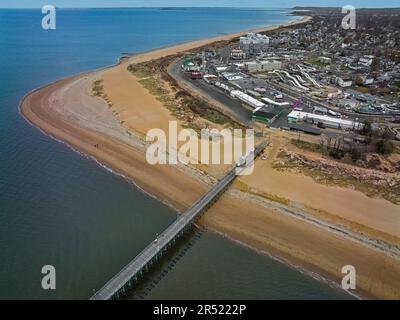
[2, 6, 400, 10]
[1, 0, 400, 9]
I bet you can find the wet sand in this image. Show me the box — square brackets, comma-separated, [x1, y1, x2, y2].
[20, 16, 400, 299]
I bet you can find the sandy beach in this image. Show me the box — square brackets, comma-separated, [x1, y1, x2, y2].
[20, 15, 400, 299]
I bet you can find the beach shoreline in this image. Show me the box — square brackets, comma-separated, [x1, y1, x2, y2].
[20, 14, 312, 211]
[20, 14, 400, 300]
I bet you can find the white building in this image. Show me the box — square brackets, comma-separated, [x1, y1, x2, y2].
[221, 72, 244, 81]
[358, 55, 374, 67]
[244, 60, 282, 73]
[363, 77, 374, 85]
[318, 56, 332, 64]
[338, 78, 353, 88]
[230, 90, 265, 109]
[287, 110, 363, 130]
[239, 33, 270, 54]
[230, 49, 246, 60]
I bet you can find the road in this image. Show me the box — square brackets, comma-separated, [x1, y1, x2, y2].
[168, 59, 253, 126]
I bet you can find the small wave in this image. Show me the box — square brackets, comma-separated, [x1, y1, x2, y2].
[19, 106, 180, 214]
[207, 228, 364, 300]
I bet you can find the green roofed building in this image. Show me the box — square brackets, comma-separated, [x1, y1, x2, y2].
[252, 105, 283, 124]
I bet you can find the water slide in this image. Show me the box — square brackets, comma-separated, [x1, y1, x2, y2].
[297, 64, 316, 72]
[261, 96, 290, 107]
[301, 71, 322, 88]
[294, 74, 306, 84]
[270, 70, 285, 82]
[274, 70, 309, 91]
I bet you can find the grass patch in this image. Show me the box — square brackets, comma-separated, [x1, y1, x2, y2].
[138, 77, 167, 97]
[235, 180, 290, 206]
[291, 139, 324, 153]
[274, 150, 400, 205]
[127, 63, 153, 78]
[92, 79, 104, 97]
[175, 89, 235, 126]
[128, 58, 243, 128]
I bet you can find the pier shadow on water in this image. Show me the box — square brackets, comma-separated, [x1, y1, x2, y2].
[122, 227, 206, 300]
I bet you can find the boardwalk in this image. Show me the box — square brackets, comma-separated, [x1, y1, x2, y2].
[91, 142, 267, 300]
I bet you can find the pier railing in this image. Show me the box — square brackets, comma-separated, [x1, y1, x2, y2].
[90, 141, 267, 300]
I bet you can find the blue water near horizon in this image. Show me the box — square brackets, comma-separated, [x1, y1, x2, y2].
[0, 7, 352, 299]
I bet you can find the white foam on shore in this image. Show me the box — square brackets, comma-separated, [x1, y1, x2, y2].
[19, 103, 181, 214]
[204, 227, 364, 300]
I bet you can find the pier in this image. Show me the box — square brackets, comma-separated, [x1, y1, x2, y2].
[90, 142, 267, 300]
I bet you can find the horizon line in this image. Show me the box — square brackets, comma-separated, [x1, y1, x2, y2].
[1, 5, 400, 10]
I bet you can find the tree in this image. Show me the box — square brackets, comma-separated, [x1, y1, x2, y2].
[355, 75, 364, 86]
[370, 57, 380, 72]
[376, 139, 393, 155]
[360, 120, 372, 136]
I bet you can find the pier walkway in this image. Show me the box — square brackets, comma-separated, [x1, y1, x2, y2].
[91, 142, 267, 300]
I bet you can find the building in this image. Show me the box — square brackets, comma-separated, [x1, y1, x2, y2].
[313, 106, 328, 115]
[358, 55, 374, 67]
[243, 60, 282, 73]
[338, 77, 353, 88]
[282, 123, 321, 135]
[203, 74, 218, 84]
[318, 56, 332, 64]
[182, 61, 200, 72]
[239, 33, 270, 54]
[287, 110, 363, 130]
[221, 72, 244, 81]
[230, 49, 246, 60]
[231, 90, 265, 109]
[252, 105, 283, 123]
[363, 76, 374, 85]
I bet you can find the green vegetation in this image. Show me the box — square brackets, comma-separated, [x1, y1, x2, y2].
[174, 89, 234, 126]
[290, 139, 324, 153]
[376, 139, 394, 155]
[128, 59, 243, 128]
[291, 138, 347, 160]
[138, 77, 167, 97]
[92, 80, 104, 97]
[273, 151, 400, 205]
[235, 180, 290, 206]
[360, 119, 372, 136]
[127, 63, 153, 78]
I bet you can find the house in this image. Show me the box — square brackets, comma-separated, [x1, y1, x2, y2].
[318, 56, 332, 64]
[358, 55, 374, 67]
[338, 77, 353, 88]
[363, 77, 374, 85]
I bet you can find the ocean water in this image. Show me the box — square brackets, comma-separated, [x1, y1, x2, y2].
[0, 7, 352, 299]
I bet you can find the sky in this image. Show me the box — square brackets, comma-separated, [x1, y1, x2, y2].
[0, 0, 398, 8]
